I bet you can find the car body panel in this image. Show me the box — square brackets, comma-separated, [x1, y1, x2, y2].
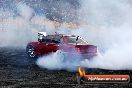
[27, 34, 97, 59]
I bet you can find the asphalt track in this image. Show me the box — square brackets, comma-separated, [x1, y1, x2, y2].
[0, 47, 131, 88]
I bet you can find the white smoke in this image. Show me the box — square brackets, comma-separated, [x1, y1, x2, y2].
[36, 50, 81, 71]
[81, 41, 132, 70]
[1, 0, 132, 70]
[0, 2, 54, 47]
[36, 0, 132, 70]
[36, 51, 65, 70]
[77, 0, 132, 70]
[0, 2, 36, 47]
[17, 2, 34, 21]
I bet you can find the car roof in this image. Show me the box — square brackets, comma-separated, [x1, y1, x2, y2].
[47, 34, 77, 37]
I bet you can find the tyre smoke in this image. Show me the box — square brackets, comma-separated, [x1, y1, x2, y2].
[76, 0, 132, 70]
[37, 0, 132, 70]
[1, 0, 132, 70]
[36, 50, 81, 71]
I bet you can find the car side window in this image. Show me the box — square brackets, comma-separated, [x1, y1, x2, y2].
[42, 36, 52, 43]
[52, 36, 63, 44]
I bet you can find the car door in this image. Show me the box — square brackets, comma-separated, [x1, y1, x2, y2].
[37, 36, 51, 55]
[37, 42, 47, 55]
[46, 35, 63, 53]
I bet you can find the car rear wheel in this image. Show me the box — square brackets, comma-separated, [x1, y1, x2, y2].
[26, 45, 37, 59]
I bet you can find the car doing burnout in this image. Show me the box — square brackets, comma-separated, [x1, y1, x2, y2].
[26, 32, 97, 59]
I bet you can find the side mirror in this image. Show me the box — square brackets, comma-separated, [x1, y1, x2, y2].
[76, 36, 79, 41]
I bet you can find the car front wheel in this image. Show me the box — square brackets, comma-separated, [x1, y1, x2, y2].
[26, 45, 37, 59]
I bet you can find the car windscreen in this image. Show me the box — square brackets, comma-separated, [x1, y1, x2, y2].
[66, 36, 87, 44]
[41, 35, 63, 44]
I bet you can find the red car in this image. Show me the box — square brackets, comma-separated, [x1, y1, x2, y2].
[26, 32, 97, 59]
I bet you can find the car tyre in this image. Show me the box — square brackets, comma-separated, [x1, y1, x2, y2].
[26, 45, 38, 59]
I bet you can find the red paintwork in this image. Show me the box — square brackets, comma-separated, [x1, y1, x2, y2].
[27, 34, 97, 59]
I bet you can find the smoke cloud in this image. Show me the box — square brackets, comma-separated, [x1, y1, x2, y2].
[36, 50, 81, 71]
[17, 2, 34, 21]
[76, 0, 132, 70]
[37, 0, 132, 70]
[0, 2, 36, 47]
[0, 2, 55, 47]
[1, 0, 132, 70]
